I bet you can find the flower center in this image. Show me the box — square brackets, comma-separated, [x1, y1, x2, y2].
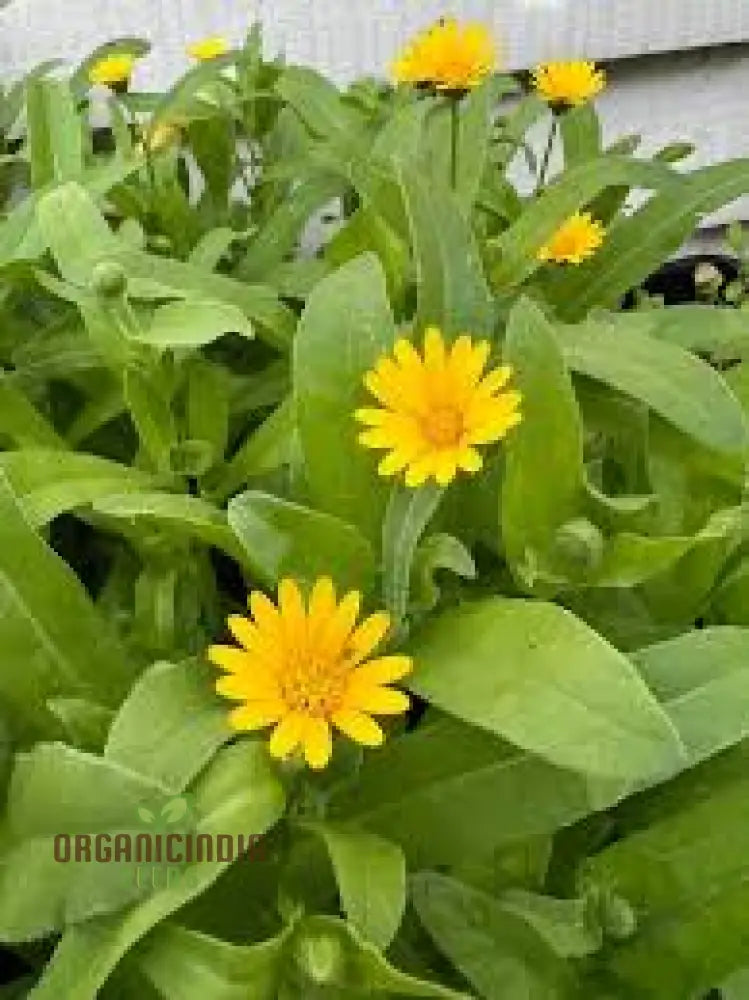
[281, 653, 346, 717]
[423, 405, 464, 447]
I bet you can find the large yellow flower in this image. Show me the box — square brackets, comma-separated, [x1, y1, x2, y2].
[532, 60, 606, 107]
[538, 212, 605, 265]
[208, 578, 411, 770]
[89, 53, 138, 87]
[356, 328, 522, 488]
[392, 18, 495, 92]
[187, 36, 230, 62]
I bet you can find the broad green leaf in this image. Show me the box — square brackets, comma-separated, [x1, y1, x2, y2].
[123, 367, 176, 473]
[0, 450, 153, 528]
[490, 156, 673, 288]
[105, 661, 230, 794]
[408, 598, 685, 782]
[648, 304, 749, 358]
[137, 922, 290, 999]
[635, 627, 749, 768]
[0, 743, 170, 940]
[0, 474, 133, 741]
[412, 873, 573, 999]
[331, 715, 619, 869]
[499, 889, 601, 959]
[410, 532, 476, 612]
[560, 104, 601, 168]
[47, 698, 113, 752]
[305, 823, 406, 950]
[587, 769, 749, 998]
[294, 253, 396, 543]
[29, 741, 285, 1000]
[501, 298, 585, 594]
[555, 159, 749, 318]
[228, 490, 376, 594]
[396, 163, 494, 336]
[210, 398, 296, 503]
[133, 301, 253, 349]
[382, 482, 444, 627]
[36, 181, 119, 286]
[558, 317, 749, 456]
[0, 374, 65, 449]
[90, 492, 246, 567]
[186, 360, 230, 469]
[274, 66, 365, 152]
[26, 78, 84, 189]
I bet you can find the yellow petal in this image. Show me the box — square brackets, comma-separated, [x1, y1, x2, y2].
[207, 645, 251, 674]
[433, 451, 459, 486]
[457, 446, 483, 473]
[350, 655, 412, 685]
[216, 665, 280, 701]
[348, 613, 392, 662]
[249, 590, 281, 634]
[227, 615, 257, 651]
[302, 716, 333, 770]
[228, 701, 284, 731]
[423, 327, 446, 371]
[346, 685, 410, 715]
[322, 589, 361, 655]
[331, 709, 385, 747]
[378, 450, 410, 477]
[269, 712, 306, 759]
[309, 576, 336, 621]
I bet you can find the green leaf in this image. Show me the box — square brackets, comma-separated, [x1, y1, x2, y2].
[560, 104, 602, 168]
[331, 715, 619, 869]
[105, 660, 230, 794]
[586, 766, 749, 998]
[396, 163, 495, 336]
[454, 78, 514, 214]
[137, 921, 290, 999]
[228, 490, 376, 594]
[0, 743, 169, 940]
[0, 374, 65, 450]
[490, 156, 673, 289]
[382, 482, 444, 628]
[647, 303, 749, 358]
[0, 474, 134, 742]
[0, 450, 153, 528]
[47, 698, 113, 753]
[412, 873, 573, 999]
[186, 360, 230, 469]
[559, 316, 749, 456]
[304, 822, 406, 950]
[635, 627, 749, 769]
[211, 398, 296, 503]
[294, 253, 397, 544]
[29, 741, 285, 1000]
[133, 301, 253, 349]
[274, 66, 365, 151]
[26, 78, 84, 189]
[36, 181, 118, 286]
[555, 159, 749, 318]
[408, 597, 686, 782]
[123, 367, 176, 473]
[501, 298, 585, 593]
[410, 532, 476, 613]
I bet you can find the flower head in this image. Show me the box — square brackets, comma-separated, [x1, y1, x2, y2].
[187, 36, 230, 62]
[392, 18, 495, 92]
[531, 60, 605, 108]
[208, 578, 411, 770]
[89, 53, 138, 87]
[356, 327, 522, 488]
[538, 212, 605, 265]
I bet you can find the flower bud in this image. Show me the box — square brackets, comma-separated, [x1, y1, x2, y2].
[293, 926, 346, 985]
[91, 261, 127, 298]
[553, 518, 605, 574]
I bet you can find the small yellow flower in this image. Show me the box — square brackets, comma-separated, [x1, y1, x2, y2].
[531, 60, 606, 108]
[356, 328, 522, 488]
[143, 119, 184, 154]
[392, 18, 495, 92]
[208, 578, 411, 770]
[89, 53, 138, 87]
[187, 36, 230, 62]
[538, 212, 605, 265]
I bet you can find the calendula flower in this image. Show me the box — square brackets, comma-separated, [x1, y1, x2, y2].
[187, 36, 230, 62]
[392, 18, 495, 92]
[538, 212, 605, 265]
[89, 53, 138, 87]
[356, 328, 522, 488]
[208, 578, 411, 770]
[532, 60, 606, 108]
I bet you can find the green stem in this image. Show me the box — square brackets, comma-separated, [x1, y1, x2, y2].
[537, 114, 558, 191]
[449, 96, 460, 190]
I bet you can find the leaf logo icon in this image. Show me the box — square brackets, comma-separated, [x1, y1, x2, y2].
[137, 807, 155, 825]
[161, 797, 188, 825]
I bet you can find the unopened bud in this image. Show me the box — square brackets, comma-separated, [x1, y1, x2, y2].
[91, 260, 127, 298]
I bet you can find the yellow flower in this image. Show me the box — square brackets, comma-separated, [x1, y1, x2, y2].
[392, 18, 495, 92]
[531, 60, 606, 107]
[538, 212, 605, 265]
[208, 578, 411, 770]
[143, 119, 184, 154]
[187, 36, 230, 62]
[356, 328, 522, 488]
[89, 53, 138, 87]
